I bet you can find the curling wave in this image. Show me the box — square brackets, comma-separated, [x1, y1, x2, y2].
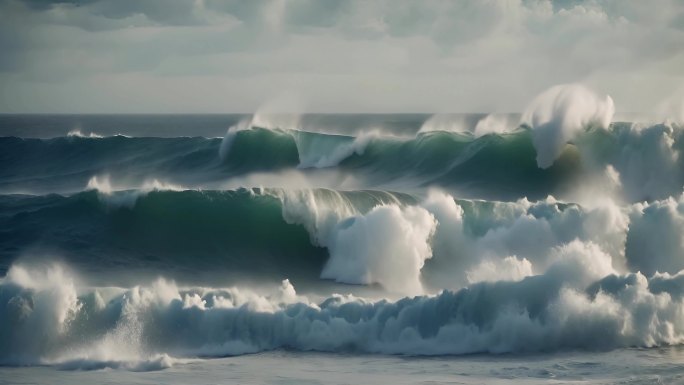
[3, 121, 683, 201]
[5, 187, 684, 294]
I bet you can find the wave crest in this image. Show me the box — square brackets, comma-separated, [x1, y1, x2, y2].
[3, 259, 684, 368]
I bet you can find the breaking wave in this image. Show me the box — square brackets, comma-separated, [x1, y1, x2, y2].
[2, 259, 684, 369]
[5, 187, 684, 294]
[2, 120, 683, 201]
[4, 86, 684, 370]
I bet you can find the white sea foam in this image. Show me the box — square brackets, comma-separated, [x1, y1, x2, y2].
[3, 258, 684, 369]
[320, 204, 436, 294]
[269, 188, 638, 291]
[85, 175, 186, 207]
[522, 84, 615, 168]
[67, 129, 104, 138]
[419, 113, 516, 137]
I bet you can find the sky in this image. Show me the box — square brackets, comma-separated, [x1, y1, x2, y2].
[0, 0, 683, 113]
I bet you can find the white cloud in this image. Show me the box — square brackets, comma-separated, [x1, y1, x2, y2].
[0, 0, 683, 112]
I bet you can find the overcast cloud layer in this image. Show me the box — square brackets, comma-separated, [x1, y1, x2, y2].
[0, 0, 683, 113]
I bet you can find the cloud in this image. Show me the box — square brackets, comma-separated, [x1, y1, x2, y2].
[0, 0, 683, 112]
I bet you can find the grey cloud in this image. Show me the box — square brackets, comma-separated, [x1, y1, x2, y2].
[21, 0, 205, 25]
[0, 0, 683, 113]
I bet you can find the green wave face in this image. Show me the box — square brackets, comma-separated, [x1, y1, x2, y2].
[6, 122, 680, 201]
[0, 188, 415, 281]
[0, 127, 580, 199]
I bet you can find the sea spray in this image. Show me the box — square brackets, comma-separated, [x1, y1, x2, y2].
[522, 84, 615, 169]
[4, 258, 684, 367]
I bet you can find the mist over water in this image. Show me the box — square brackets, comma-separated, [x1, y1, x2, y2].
[3, 85, 684, 382]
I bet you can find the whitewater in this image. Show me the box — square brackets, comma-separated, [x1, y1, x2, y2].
[3, 84, 684, 384]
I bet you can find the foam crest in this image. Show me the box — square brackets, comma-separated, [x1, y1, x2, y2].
[270, 188, 632, 292]
[85, 175, 186, 207]
[86, 175, 185, 194]
[322, 205, 436, 294]
[11, 185, 684, 307]
[473, 114, 516, 137]
[86, 175, 113, 194]
[219, 118, 252, 161]
[626, 193, 684, 276]
[418, 191, 630, 289]
[67, 129, 104, 138]
[271, 189, 434, 293]
[219, 105, 302, 161]
[6, 122, 684, 202]
[466, 256, 533, 284]
[4, 260, 684, 367]
[0, 264, 310, 369]
[576, 122, 682, 202]
[419, 114, 469, 133]
[419, 113, 516, 137]
[522, 84, 615, 168]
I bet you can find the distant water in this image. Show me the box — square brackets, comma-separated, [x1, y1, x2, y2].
[0, 113, 435, 138]
[2, 113, 684, 383]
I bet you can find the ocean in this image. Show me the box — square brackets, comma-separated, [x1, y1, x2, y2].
[2, 113, 684, 384]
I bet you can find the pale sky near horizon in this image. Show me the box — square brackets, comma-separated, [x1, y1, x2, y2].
[1, 0, 683, 114]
